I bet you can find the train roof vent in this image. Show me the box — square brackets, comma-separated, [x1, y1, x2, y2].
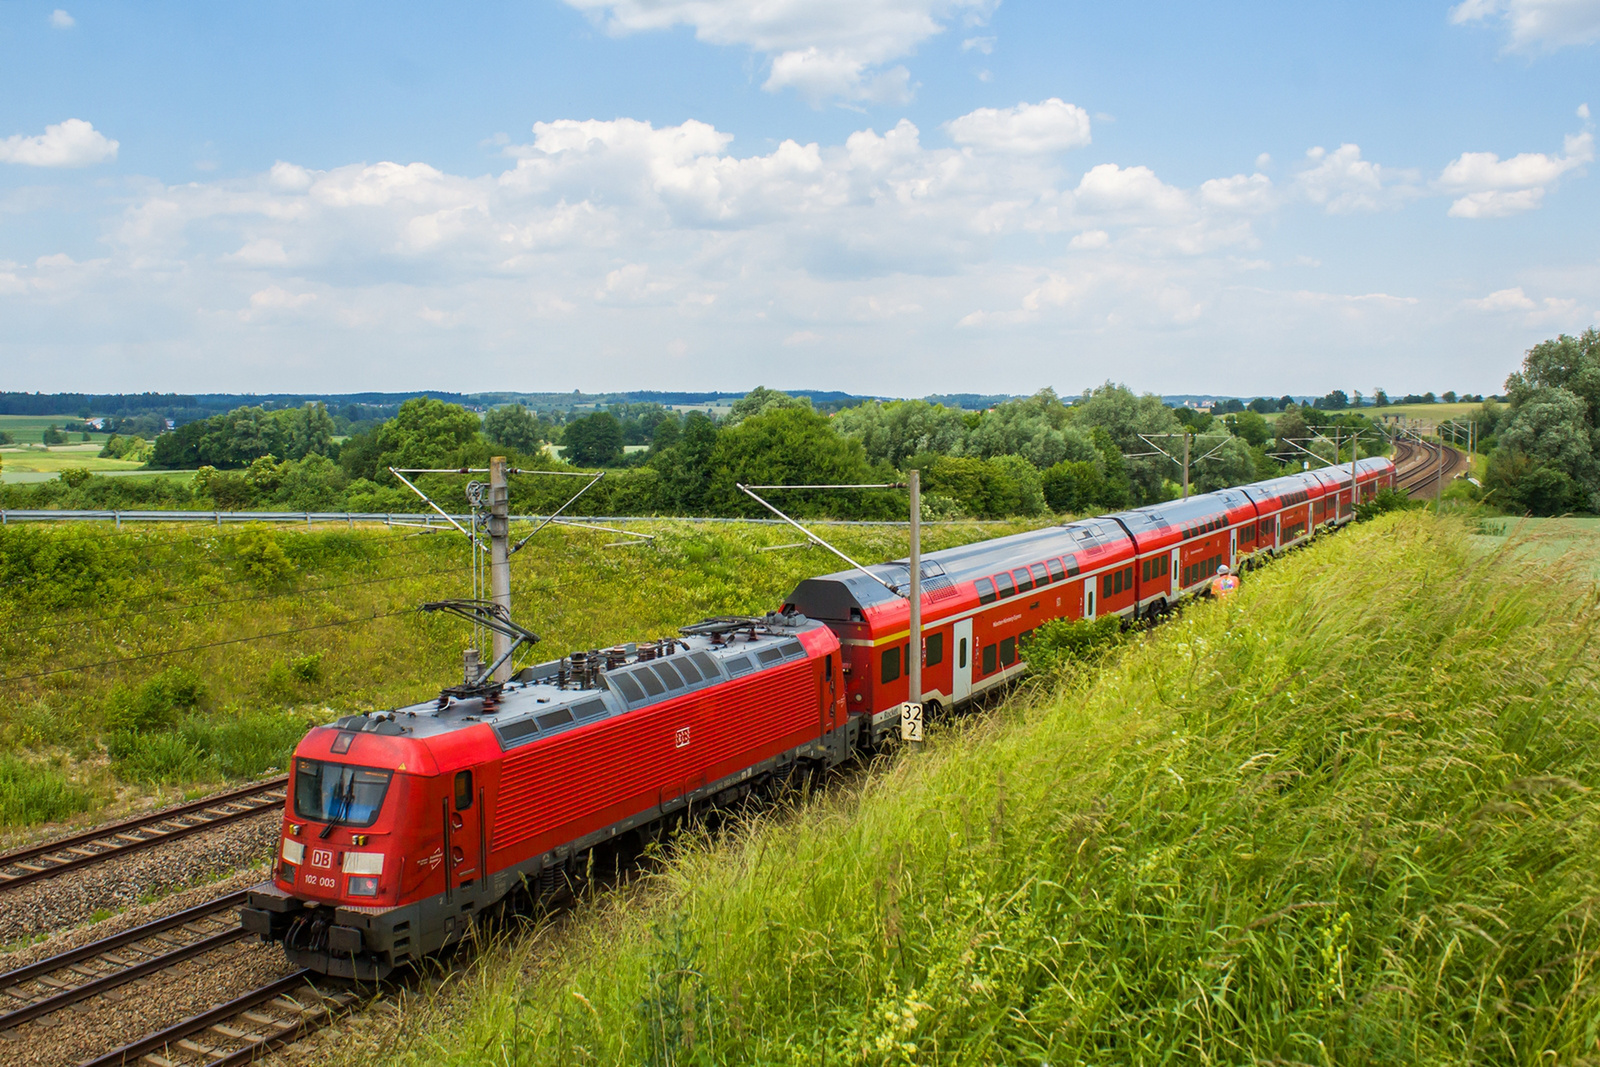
[722, 653, 754, 677]
[688, 651, 721, 679]
[571, 698, 608, 723]
[755, 646, 786, 667]
[536, 707, 576, 732]
[496, 717, 540, 748]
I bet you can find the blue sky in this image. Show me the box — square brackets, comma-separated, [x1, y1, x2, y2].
[2, 1, 1597, 397]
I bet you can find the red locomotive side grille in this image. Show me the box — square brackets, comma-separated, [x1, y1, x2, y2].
[491, 662, 820, 852]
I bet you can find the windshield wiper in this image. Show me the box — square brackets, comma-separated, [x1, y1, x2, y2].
[319, 774, 356, 839]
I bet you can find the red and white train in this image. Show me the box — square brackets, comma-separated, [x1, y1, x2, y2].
[242, 457, 1394, 977]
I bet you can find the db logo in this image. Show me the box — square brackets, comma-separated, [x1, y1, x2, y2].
[674, 726, 691, 749]
[311, 849, 333, 868]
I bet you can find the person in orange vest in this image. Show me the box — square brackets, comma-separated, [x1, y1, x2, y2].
[1213, 564, 1241, 597]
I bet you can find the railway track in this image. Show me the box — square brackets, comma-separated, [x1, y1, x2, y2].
[0, 777, 287, 892]
[78, 969, 358, 1067]
[0, 892, 251, 1034]
[1393, 437, 1466, 498]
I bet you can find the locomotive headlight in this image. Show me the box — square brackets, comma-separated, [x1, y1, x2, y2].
[347, 876, 379, 896]
[282, 839, 305, 865]
[342, 851, 384, 876]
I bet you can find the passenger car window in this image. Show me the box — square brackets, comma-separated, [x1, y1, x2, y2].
[1047, 559, 1065, 582]
[1000, 637, 1016, 666]
[1031, 564, 1049, 587]
[880, 646, 901, 684]
[1013, 568, 1034, 593]
[925, 632, 944, 667]
[995, 572, 1016, 598]
[958, 638, 968, 669]
[976, 578, 997, 604]
[982, 644, 997, 674]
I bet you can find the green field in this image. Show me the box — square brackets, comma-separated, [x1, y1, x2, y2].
[0, 415, 108, 445]
[365, 512, 1600, 1066]
[0, 517, 1037, 838]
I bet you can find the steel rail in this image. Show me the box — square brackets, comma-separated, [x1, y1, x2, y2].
[0, 778, 287, 891]
[0, 890, 249, 993]
[78, 970, 350, 1067]
[0, 926, 248, 1032]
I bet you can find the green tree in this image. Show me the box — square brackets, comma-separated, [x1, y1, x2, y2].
[832, 399, 968, 468]
[922, 456, 1022, 519]
[1225, 410, 1271, 447]
[1490, 329, 1600, 513]
[41, 424, 69, 445]
[563, 412, 625, 467]
[484, 404, 546, 455]
[1068, 383, 1179, 503]
[709, 408, 889, 518]
[651, 412, 720, 512]
[726, 387, 810, 424]
[365, 397, 485, 480]
[960, 390, 1095, 469]
[1192, 436, 1257, 493]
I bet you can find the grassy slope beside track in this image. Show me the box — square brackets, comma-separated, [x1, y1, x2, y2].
[0, 518, 1037, 837]
[380, 512, 1600, 1066]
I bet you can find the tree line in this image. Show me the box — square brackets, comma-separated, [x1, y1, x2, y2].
[3, 384, 1400, 520]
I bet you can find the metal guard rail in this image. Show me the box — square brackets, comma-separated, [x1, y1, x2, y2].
[0, 509, 1007, 528]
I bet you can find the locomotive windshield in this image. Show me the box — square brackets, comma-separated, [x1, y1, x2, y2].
[294, 760, 393, 828]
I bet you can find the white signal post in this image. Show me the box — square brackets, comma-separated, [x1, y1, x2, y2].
[907, 468, 922, 747]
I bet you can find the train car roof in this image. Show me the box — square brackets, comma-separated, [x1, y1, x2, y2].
[787, 517, 1132, 616]
[316, 613, 832, 753]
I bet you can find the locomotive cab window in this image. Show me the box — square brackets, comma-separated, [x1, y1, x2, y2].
[294, 761, 393, 828]
[455, 770, 473, 811]
[880, 646, 901, 684]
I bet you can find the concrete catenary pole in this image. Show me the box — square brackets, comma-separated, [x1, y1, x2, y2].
[1350, 426, 1359, 515]
[489, 456, 512, 682]
[908, 468, 922, 719]
[1182, 433, 1191, 500]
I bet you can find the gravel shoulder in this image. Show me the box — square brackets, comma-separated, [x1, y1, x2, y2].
[0, 811, 290, 1067]
[0, 809, 280, 950]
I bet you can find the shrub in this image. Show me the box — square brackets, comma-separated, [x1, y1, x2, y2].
[0, 756, 94, 828]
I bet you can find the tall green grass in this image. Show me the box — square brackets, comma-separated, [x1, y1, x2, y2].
[0, 755, 94, 828]
[396, 513, 1600, 1065]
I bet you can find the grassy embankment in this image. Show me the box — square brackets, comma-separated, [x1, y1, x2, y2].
[383, 512, 1600, 1065]
[0, 517, 1034, 837]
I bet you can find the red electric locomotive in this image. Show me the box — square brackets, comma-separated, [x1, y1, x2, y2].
[242, 611, 848, 978]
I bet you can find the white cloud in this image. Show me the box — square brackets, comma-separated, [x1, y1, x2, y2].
[1200, 172, 1275, 213]
[0, 119, 118, 168]
[946, 99, 1091, 153]
[1449, 0, 1600, 50]
[961, 35, 995, 53]
[1465, 286, 1536, 310]
[1438, 130, 1592, 216]
[50, 9, 74, 28]
[1581, 103, 1592, 119]
[1295, 144, 1420, 213]
[562, 0, 997, 104]
[3, 106, 1523, 396]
